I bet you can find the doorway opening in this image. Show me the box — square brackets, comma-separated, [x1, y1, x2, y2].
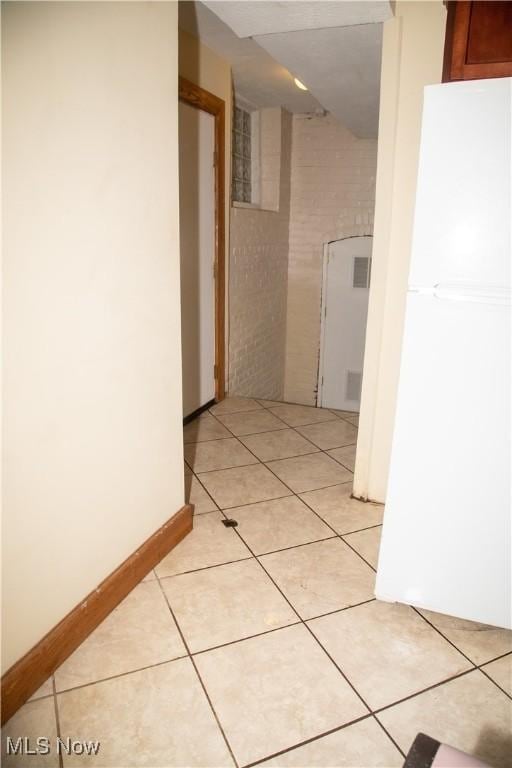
[178, 77, 225, 420]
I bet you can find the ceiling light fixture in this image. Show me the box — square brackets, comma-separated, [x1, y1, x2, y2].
[294, 77, 308, 91]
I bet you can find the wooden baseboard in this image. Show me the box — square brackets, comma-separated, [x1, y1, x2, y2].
[1, 504, 193, 725]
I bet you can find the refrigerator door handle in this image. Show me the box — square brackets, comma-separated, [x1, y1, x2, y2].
[409, 283, 511, 305]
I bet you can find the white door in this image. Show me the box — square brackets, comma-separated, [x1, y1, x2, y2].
[318, 236, 372, 411]
[179, 101, 216, 418]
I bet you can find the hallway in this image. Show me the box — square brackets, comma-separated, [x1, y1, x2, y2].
[3, 398, 511, 767]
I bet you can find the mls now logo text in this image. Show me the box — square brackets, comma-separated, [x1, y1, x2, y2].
[6, 737, 101, 757]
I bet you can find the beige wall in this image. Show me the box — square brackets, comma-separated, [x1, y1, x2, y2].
[354, 1, 446, 503]
[178, 28, 232, 382]
[285, 113, 378, 405]
[2, 2, 183, 672]
[229, 109, 292, 399]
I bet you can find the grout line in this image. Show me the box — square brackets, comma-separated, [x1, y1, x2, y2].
[154, 573, 240, 768]
[190, 621, 303, 658]
[410, 607, 478, 666]
[478, 664, 512, 701]
[336, 522, 383, 536]
[303, 597, 377, 623]
[372, 716, 407, 759]
[373, 667, 477, 716]
[52, 677, 64, 768]
[193, 459, 263, 476]
[412, 609, 512, 701]
[52, 655, 190, 697]
[478, 650, 512, 667]
[242, 712, 376, 768]
[339, 533, 378, 572]
[157, 554, 255, 581]
[248, 534, 338, 558]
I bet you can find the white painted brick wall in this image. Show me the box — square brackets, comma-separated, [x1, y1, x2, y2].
[284, 113, 377, 405]
[228, 108, 292, 399]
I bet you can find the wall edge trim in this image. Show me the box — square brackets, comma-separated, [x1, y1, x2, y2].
[1, 503, 193, 724]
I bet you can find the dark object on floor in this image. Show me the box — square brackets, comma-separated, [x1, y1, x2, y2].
[222, 519, 238, 528]
[403, 733, 490, 768]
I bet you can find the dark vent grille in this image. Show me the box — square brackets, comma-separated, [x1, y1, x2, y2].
[353, 256, 371, 289]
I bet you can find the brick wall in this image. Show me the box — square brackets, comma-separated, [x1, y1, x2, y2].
[284, 113, 378, 405]
[228, 108, 292, 399]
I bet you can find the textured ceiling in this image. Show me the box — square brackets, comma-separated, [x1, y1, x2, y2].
[179, 1, 389, 137]
[179, 1, 322, 112]
[255, 23, 383, 137]
[202, 1, 392, 37]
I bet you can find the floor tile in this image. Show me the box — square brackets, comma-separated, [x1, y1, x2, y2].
[28, 677, 54, 701]
[239, 428, 319, 462]
[162, 559, 297, 653]
[155, 510, 251, 577]
[257, 399, 288, 407]
[197, 464, 292, 509]
[57, 658, 234, 767]
[2, 697, 59, 767]
[417, 609, 512, 665]
[185, 475, 218, 515]
[378, 670, 512, 768]
[194, 624, 368, 766]
[296, 419, 358, 450]
[327, 444, 357, 471]
[261, 538, 375, 619]
[141, 569, 156, 582]
[309, 601, 471, 710]
[184, 437, 257, 473]
[232, 496, 334, 555]
[184, 460, 192, 475]
[342, 414, 359, 426]
[216, 409, 288, 436]
[183, 413, 231, 443]
[482, 654, 512, 696]
[300, 483, 383, 534]
[343, 526, 382, 569]
[329, 409, 359, 418]
[260, 717, 403, 767]
[54, 581, 185, 691]
[267, 453, 353, 493]
[268, 404, 337, 427]
[209, 396, 263, 415]
[261, 538, 375, 620]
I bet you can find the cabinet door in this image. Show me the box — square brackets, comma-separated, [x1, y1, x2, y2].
[443, 1, 512, 82]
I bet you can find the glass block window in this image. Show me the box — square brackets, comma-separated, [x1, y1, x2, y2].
[232, 106, 252, 203]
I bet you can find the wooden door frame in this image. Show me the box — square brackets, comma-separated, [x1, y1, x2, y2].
[179, 76, 225, 402]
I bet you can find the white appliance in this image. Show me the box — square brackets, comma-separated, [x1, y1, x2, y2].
[318, 236, 372, 412]
[376, 78, 511, 629]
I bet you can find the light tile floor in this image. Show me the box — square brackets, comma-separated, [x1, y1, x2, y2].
[3, 398, 512, 768]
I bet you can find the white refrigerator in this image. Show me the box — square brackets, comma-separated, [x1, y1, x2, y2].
[375, 77, 511, 629]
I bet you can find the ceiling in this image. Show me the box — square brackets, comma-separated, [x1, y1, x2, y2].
[179, 1, 392, 137]
[255, 23, 383, 138]
[179, 2, 322, 113]
[202, 1, 392, 37]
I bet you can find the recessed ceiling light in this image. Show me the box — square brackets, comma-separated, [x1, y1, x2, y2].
[294, 77, 308, 91]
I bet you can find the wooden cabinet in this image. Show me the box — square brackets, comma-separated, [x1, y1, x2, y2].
[443, 1, 512, 82]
